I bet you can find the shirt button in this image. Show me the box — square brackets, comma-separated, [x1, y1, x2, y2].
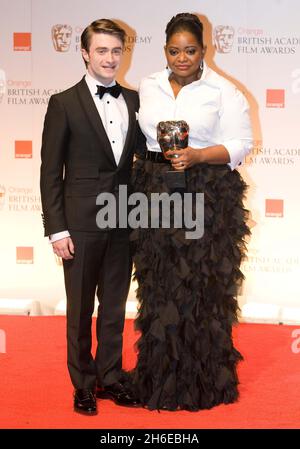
[107, 101, 110, 104]
[112, 140, 115, 144]
[110, 121, 113, 124]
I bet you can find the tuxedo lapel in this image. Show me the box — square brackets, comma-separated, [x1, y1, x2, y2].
[76, 77, 117, 167]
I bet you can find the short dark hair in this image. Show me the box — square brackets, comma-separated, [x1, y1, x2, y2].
[165, 13, 204, 47]
[81, 18, 126, 53]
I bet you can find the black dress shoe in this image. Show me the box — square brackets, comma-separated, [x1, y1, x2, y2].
[74, 389, 97, 415]
[96, 382, 140, 407]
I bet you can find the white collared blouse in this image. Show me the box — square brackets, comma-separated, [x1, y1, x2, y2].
[138, 62, 253, 170]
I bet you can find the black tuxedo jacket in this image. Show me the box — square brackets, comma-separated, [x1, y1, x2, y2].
[40, 77, 144, 236]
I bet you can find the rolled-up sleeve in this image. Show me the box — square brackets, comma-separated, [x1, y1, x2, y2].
[219, 85, 253, 170]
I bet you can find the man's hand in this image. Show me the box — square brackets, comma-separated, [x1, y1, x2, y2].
[52, 237, 74, 260]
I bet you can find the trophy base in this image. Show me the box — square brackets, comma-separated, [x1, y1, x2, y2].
[164, 169, 186, 190]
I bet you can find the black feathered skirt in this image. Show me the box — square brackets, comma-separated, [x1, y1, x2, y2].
[129, 158, 250, 411]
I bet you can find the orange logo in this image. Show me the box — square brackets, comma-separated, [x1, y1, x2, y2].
[15, 141, 32, 159]
[265, 199, 284, 217]
[266, 89, 285, 108]
[0, 329, 6, 354]
[13, 33, 31, 51]
[16, 247, 34, 264]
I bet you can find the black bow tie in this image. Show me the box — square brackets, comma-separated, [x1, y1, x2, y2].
[96, 83, 122, 99]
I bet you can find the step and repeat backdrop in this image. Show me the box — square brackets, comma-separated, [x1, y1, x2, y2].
[0, 0, 299, 315]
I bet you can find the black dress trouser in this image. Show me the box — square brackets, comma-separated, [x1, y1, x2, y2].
[63, 229, 132, 390]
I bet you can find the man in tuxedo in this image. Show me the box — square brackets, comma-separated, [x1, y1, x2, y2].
[40, 19, 144, 415]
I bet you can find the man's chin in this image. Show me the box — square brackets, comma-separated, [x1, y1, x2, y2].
[102, 68, 117, 75]
[102, 71, 118, 80]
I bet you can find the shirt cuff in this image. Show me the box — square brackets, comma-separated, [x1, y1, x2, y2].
[223, 139, 253, 170]
[49, 230, 70, 243]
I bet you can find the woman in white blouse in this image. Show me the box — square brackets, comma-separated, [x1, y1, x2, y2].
[130, 13, 253, 411]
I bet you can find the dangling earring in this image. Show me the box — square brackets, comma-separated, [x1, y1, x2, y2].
[200, 59, 204, 71]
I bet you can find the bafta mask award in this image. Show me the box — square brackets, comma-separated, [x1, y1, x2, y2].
[157, 120, 189, 189]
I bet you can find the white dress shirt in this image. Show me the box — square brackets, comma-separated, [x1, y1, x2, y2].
[84, 71, 128, 165]
[50, 72, 129, 243]
[138, 62, 253, 170]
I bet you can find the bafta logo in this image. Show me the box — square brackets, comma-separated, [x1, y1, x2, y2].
[213, 25, 235, 53]
[157, 120, 189, 189]
[0, 69, 6, 104]
[51, 24, 72, 52]
[0, 185, 6, 210]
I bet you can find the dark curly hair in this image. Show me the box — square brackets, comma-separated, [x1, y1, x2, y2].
[165, 13, 204, 46]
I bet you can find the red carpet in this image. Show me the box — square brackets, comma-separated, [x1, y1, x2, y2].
[0, 316, 299, 429]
